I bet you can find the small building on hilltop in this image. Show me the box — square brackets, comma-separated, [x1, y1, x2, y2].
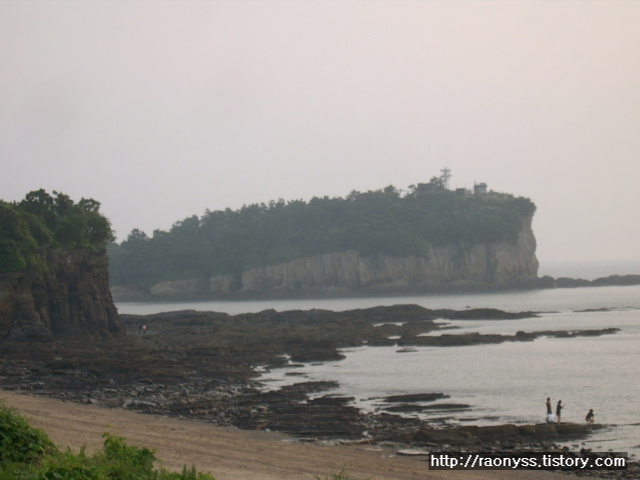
[474, 182, 488, 196]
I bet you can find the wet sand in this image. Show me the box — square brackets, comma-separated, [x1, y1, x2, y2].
[1, 389, 580, 480]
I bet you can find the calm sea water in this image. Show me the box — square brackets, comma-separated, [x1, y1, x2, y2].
[538, 259, 640, 281]
[116, 261, 640, 457]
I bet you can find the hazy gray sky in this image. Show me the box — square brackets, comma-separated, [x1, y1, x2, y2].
[2, 1, 639, 265]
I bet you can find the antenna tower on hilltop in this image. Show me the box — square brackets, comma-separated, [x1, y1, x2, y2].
[440, 167, 452, 190]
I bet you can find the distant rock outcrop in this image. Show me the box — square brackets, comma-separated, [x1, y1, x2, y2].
[148, 216, 539, 298]
[0, 247, 121, 341]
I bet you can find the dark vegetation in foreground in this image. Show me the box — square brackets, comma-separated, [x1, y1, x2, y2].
[0, 401, 355, 480]
[0, 403, 214, 480]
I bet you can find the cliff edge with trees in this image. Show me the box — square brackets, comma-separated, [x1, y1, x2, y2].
[109, 177, 539, 298]
[0, 190, 121, 340]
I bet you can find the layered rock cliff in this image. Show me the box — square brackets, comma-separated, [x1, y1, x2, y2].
[149, 216, 539, 298]
[0, 247, 122, 341]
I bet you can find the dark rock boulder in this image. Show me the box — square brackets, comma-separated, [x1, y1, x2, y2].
[0, 247, 121, 341]
[384, 393, 449, 403]
[592, 274, 640, 286]
[413, 422, 596, 447]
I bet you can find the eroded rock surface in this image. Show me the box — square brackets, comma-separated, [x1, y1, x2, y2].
[0, 304, 620, 459]
[0, 247, 121, 341]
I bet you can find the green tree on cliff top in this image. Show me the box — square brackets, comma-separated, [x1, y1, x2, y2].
[0, 190, 114, 273]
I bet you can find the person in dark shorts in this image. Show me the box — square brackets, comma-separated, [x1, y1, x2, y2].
[556, 400, 563, 423]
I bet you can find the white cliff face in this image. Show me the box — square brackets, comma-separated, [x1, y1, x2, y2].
[224, 216, 538, 294]
[152, 217, 538, 297]
[150, 277, 210, 297]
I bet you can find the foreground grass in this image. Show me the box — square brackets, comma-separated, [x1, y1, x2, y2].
[314, 468, 357, 480]
[0, 402, 357, 480]
[0, 402, 214, 479]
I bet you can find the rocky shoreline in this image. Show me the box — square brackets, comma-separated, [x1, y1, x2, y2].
[110, 274, 640, 302]
[1, 305, 636, 478]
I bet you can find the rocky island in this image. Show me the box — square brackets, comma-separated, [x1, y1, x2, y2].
[106, 173, 640, 300]
[108, 176, 542, 300]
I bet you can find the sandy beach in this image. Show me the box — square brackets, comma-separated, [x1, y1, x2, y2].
[1, 390, 582, 480]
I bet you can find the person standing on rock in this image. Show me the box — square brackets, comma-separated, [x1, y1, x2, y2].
[586, 409, 595, 424]
[556, 400, 563, 423]
[545, 398, 554, 423]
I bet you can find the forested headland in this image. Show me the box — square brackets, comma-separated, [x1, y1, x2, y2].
[107, 178, 536, 291]
[0, 189, 114, 274]
[0, 190, 120, 340]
